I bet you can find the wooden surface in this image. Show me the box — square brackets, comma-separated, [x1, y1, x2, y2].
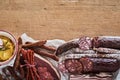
[0, 0, 120, 40]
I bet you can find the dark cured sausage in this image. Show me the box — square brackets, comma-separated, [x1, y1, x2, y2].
[64, 53, 120, 61]
[64, 57, 120, 74]
[94, 47, 120, 54]
[79, 57, 120, 73]
[55, 36, 92, 56]
[55, 41, 79, 56]
[93, 36, 120, 49]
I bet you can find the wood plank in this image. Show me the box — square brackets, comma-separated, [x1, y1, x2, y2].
[0, 0, 120, 40]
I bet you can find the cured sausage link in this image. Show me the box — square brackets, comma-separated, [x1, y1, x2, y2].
[64, 57, 120, 74]
[94, 47, 120, 54]
[79, 57, 120, 73]
[55, 36, 92, 56]
[55, 41, 79, 56]
[33, 48, 59, 61]
[93, 36, 120, 49]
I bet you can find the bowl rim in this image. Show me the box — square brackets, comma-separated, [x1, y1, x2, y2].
[0, 30, 18, 65]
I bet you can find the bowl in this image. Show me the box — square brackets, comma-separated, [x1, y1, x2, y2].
[0, 30, 18, 65]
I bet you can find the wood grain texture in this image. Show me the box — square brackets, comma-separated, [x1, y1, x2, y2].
[0, 0, 120, 40]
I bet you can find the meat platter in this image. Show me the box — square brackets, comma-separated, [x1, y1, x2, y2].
[0, 31, 120, 80]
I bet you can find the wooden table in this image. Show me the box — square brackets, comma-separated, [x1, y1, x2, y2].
[0, 0, 120, 40]
[0, 0, 120, 79]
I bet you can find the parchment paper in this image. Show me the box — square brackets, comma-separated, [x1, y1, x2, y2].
[21, 33, 120, 80]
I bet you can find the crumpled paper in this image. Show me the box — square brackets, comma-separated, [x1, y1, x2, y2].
[21, 33, 66, 48]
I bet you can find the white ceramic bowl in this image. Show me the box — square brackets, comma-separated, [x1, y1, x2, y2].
[0, 30, 18, 65]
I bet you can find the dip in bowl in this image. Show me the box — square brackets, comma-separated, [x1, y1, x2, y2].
[0, 30, 18, 65]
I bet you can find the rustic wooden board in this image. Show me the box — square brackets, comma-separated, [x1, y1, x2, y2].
[0, 0, 120, 79]
[0, 0, 120, 40]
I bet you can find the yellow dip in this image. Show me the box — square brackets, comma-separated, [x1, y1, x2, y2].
[0, 36, 14, 61]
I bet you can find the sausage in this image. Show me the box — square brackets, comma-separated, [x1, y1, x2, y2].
[13, 37, 22, 70]
[70, 74, 112, 80]
[33, 48, 59, 61]
[22, 40, 46, 48]
[73, 48, 96, 54]
[64, 57, 120, 74]
[79, 57, 120, 73]
[94, 47, 120, 54]
[65, 59, 83, 74]
[64, 52, 120, 61]
[63, 53, 98, 60]
[55, 41, 79, 56]
[25, 42, 56, 52]
[93, 36, 120, 49]
[55, 36, 92, 56]
[79, 57, 93, 73]
[78, 36, 92, 50]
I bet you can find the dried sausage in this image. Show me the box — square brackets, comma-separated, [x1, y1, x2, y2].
[55, 41, 79, 56]
[80, 57, 120, 73]
[64, 57, 120, 74]
[94, 47, 120, 54]
[93, 36, 120, 49]
[78, 36, 92, 50]
[65, 59, 83, 74]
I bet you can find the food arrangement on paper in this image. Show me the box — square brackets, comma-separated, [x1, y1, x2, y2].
[0, 31, 120, 80]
